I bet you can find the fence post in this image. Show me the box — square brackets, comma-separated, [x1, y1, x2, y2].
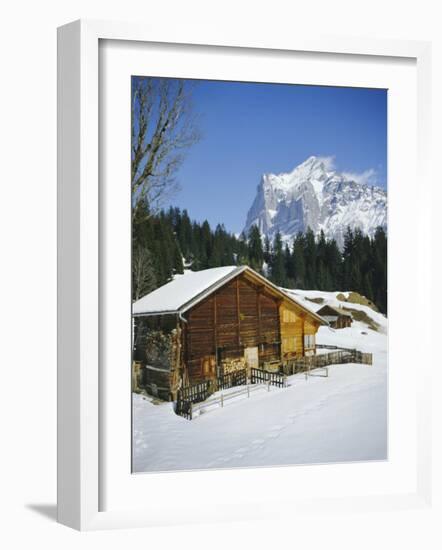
[189, 402, 193, 420]
[267, 380, 270, 392]
[221, 393, 224, 408]
[247, 385, 250, 398]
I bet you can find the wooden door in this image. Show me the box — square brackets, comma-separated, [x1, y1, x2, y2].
[244, 346, 259, 376]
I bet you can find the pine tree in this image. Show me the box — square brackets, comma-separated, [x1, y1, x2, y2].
[248, 225, 264, 272]
[350, 261, 362, 292]
[199, 220, 212, 269]
[286, 239, 296, 280]
[209, 224, 226, 267]
[153, 217, 174, 284]
[234, 231, 249, 266]
[372, 226, 387, 312]
[316, 230, 327, 290]
[270, 232, 286, 287]
[362, 272, 374, 303]
[284, 243, 295, 287]
[263, 235, 271, 265]
[304, 227, 317, 288]
[179, 209, 193, 262]
[292, 233, 306, 288]
[325, 238, 342, 290]
[342, 226, 354, 289]
[172, 238, 184, 274]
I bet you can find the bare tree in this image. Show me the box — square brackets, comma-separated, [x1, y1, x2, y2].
[131, 77, 200, 222]
[132, 244, 157, 300]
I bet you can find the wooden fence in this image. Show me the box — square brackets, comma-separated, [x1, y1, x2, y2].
[282, 349, 372, 376]
[176, 371, 248, 419]
[316, 344, 351, 350]
[182, 383, 275, 420]
[176, 367, 286, 419]
[218, 368, 247, 390]
[175, 348, 371, 419]
[178, 380, 212, 403]
[250, 367, 287, 388]
[176, 380, 212, 419]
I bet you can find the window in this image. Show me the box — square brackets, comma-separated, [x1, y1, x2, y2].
[304, 334, 315, 349]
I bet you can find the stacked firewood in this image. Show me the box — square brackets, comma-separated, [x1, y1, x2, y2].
[132, 361, 144, 393]
[222, 357, 246, 375]
[169, 328, 182, 396]
[145, 329, 173, 369]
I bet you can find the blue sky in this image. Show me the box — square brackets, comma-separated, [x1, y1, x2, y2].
[147, 79, 387, 234]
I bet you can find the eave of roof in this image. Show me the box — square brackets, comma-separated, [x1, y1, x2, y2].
[132, 266, 246, 317]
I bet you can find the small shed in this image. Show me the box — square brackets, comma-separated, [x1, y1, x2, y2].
[132, 265, 327, 400]
[316, 304, 352, 329]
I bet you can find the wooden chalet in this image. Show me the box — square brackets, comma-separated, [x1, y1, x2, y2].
[132, 266, 327, 401]
[316, 304, 352, 329]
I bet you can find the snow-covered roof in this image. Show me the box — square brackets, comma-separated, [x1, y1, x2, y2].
[133, 265, 327, 325]
[133, 266, 243, 316]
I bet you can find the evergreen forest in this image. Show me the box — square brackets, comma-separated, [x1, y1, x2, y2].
[132, 203, 387, 313]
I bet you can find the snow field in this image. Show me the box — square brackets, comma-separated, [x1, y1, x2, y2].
[133, 292, 387, 473]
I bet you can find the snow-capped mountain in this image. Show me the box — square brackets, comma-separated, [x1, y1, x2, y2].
[243, 156, 387, 248]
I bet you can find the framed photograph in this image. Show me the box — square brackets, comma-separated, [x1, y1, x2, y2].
[57, 20, 432, 530]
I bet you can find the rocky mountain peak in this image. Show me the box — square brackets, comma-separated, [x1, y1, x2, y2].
[243, 157, 387, 248]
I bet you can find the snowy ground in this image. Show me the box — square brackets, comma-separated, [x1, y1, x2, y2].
[132, 291, 387, 473]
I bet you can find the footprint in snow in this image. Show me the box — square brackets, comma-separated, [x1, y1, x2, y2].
[234, 447, 247, 454]
[217, 456, 230, 463]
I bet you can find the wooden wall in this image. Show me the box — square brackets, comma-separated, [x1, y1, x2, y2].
[304, 317, 318, 335]
[280, 303, 320, 359]
[280, 304, 303, 358]
[335, 316, 352, 329]
[185, 275, 280, 382]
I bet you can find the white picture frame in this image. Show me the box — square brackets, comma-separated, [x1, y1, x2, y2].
[57, 19, 432, 531]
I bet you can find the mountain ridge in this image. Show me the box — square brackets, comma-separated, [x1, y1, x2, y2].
[243, 156, 387, 248]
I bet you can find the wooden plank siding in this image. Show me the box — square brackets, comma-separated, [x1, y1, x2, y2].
[280, 302, 320, 359]
[184, 274, 281, 383]
[280, 305, 304, 357]
[304, 317, 319, 335]
[280, 304, 301, 358]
